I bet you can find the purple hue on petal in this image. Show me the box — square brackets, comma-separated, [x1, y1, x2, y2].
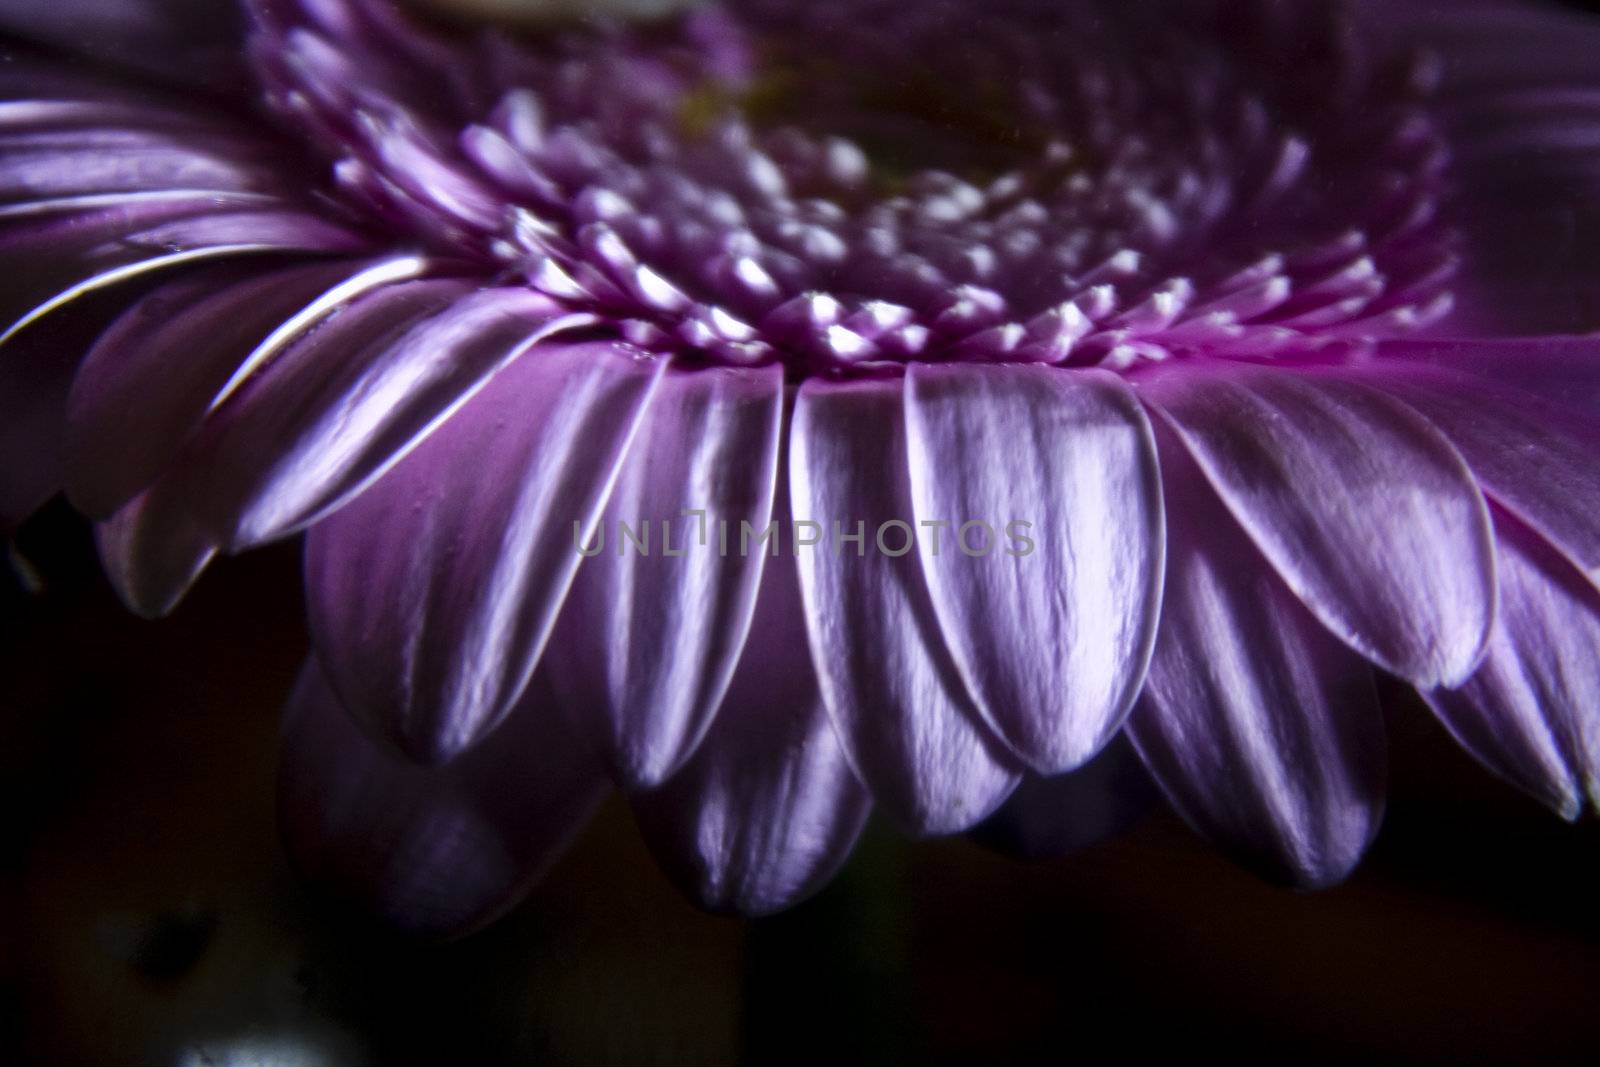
[1141, 363, 1496, 689]
[791, 376, 1020, 836]
[548, 362, 784, 789]
[903, 363, 1164, 774]
[1425, 510, 1600, 818]
[185, 279, 590, 549]
[0, 197, 365, 344]
[1352, 362, 1600, 577]
[64, 259, 364, 518]
[1380, 336, 1600, 417]
[1127, 426, 1386, 889]
[279, 659, 607, 938]
[95, 487, 216, 618]
[305, 340, 666, 764]
[632, 548, 870, 916]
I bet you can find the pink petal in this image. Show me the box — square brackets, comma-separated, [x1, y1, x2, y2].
[547, 363, 784, 788]
[632, 549, 871, 915]
[279, 659, 607, 938]
[1126, 427, 1386, 888]
[904, 363, 1164, 774]
[790, 377, 1020, 836]
[1141, 362, 1495, 688]
[305, 340, 666, 764]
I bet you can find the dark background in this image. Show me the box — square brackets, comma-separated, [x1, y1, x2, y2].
[6, 1, 1600, 1062]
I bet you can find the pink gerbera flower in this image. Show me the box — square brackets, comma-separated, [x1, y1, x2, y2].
[3, 0, 1599, 934]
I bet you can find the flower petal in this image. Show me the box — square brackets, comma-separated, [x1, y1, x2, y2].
[94, 487, 215, 618]
[305, 340, 666, 764]
[63, 258, 368, 518]
[1381, 337, 1600, 416]
[632, 549, 871, 916]
[903, 363, 1164, 774]
[279, 659, 607, 938]
[0, 197, 365, 344]
[1425, 511, 1600, 818]
[1126, 426, 1386, 888]
[1353, 362, 1600, 578]
[547, 363, 784, 788]
[790, 376, 1020, 835]
[185, 281, 590, 550]
[1141, 363, 1495, 688]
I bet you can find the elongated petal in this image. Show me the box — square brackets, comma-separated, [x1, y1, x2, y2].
[1126, 427, 1386, 888]
[0, 197, 365, 343]
[632, 549, 871, 915]
[1352, 363, 1600, 575]
[904, 363, 1164, 774]
[279, 660, 607, 937]
[0, 283, 143, 524]
[1425, 512, 1600, 818]
[306, 341, 666, 764]
[1381, 337, 1600, 416]
[1142, 363, 1495, 688]
[180, 282, 591, 549]
[791, 377, 1019, 835]
[64, 259, 366, 518]
[548, 363, 784, 788]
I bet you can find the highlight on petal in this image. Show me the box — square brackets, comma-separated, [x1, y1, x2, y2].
[547, 363, 784, 789]
[904, 363, 1164, 774]
[1353, 361, 1600, 576]
[184, 280, 591, 550]
[0, 197, 365, 345]
[632, 549, 871, 916]
[305, 340, 666, 764]
[0, 284, 140, 525]
[64, 258, 366, 518]
[791, 376, 1020, 836]
[1126, 426, 1387, 889]
[279, 659, 608, 938]
[1141, 362, 1496, 689]
[95, 485, 216, 619]
[1425, 510, 1600, 818]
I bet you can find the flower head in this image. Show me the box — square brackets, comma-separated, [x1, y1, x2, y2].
[4, 0, 1600, 931]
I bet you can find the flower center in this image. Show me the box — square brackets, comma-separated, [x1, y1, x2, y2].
[253, 0, 1459, 377]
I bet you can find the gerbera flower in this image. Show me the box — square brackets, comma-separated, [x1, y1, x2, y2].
[4, 0, 1599, 934]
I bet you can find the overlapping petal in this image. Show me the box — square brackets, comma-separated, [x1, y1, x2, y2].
[791, 377, 1020, 836]
[1141, 362, 1496, 689]
[547, 363, 784, 788]
[305, 340, 666, 764]
[1126, 427, 1387, 888]
[1425, 511, 1600, 817]
[904, 363, 1164, 774]
[279, 659, 607, 937]
[632, 550, 871, 915]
